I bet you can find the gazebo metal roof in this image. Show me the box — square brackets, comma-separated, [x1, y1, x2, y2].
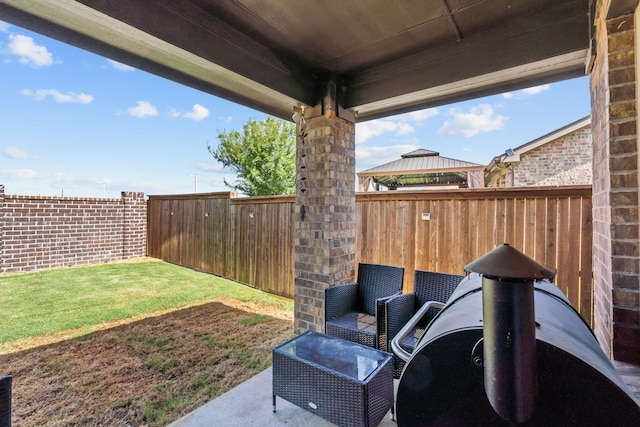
[358, 149, 485, 190]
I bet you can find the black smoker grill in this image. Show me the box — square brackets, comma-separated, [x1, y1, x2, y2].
[394, 244, 640, 426]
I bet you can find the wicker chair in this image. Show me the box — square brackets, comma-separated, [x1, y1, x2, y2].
[385, 270, 465, 377]
[0, 375, 11, 427]
[325, 263, 404, 350]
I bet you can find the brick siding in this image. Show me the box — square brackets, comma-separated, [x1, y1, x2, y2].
[591, 2, 640, 364]
[512, 126, 593, 186]
[0, 185, 147, 274]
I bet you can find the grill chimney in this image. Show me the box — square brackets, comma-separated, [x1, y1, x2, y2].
[465, 243, 555, 424]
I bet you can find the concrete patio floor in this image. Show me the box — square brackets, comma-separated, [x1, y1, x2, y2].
[168, 367, 398, 427]
[169, 362, 640, 427]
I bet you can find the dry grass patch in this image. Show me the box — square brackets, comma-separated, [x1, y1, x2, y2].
[1, 298, 294, 426]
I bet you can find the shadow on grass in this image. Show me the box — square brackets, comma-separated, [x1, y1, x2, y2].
[0, 298, 294, 426]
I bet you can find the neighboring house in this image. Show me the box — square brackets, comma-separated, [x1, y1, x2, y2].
[485, 116, 592, 187]
[357, 149, 485, 191]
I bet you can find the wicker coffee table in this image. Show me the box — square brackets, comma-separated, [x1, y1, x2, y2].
[272, 330, 394, 427]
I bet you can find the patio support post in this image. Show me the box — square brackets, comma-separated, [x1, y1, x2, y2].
[293, 79, 357, 333]
[590, 0, 640, 364]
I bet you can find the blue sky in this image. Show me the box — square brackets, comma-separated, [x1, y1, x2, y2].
[1, 21, 591, 198]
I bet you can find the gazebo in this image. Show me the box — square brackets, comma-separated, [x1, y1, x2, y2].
[358, 149, 485, 191]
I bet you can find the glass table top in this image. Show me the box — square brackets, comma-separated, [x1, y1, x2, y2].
[275, 331, 389, 381]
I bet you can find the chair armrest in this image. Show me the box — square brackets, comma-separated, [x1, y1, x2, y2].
[376, 291, 401, 308]
[384, 293, 417, 346]
[325, 283, 358, 321]
[375, 291, 402, 322]
[375, 291, 402, 351]
[391, 300, 444, 363]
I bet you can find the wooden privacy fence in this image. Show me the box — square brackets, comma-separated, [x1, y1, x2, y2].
[147, 192, 295, 297]
[147, 185, 593, 323]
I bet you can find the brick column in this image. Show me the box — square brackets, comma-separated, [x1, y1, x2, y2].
[294, 106, 356, 333]
[590, 1, 640, 364]
[122, 191, 147, 259]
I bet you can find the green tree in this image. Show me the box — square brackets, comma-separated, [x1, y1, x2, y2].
[208, 116, 296, 196]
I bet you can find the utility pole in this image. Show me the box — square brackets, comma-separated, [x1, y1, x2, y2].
[190, 173, 199, 193]
[99, 180, 107, 197]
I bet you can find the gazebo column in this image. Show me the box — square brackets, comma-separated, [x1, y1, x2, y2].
[293, 80, 357, 333]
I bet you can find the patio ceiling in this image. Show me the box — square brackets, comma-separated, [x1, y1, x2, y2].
[0, 0, 592, 122]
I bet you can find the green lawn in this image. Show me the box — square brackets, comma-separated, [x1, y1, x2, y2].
[0, 259, 295, 425]
[0, 258, 293, 347]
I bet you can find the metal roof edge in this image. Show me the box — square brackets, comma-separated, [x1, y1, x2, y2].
[357, 164, 486, 177]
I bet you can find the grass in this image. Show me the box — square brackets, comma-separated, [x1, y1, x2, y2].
[0, 259, 295, 425]
[0, 258, 293, 353]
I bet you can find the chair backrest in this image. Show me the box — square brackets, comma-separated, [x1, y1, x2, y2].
[357, 263, 405, 315]
[414, 270, 465, 324]
[0, 375, 11, 427]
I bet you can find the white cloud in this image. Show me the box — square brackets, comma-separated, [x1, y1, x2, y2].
[128, 102, 208, 120]
[0, 168, 40, 180]
[356, 120, 405, 144]
[396, 122, 415, 136]
[502, 84, 550, 99]
[356, 144, 419, 170]
[0, 167, 174, 197]
[8, 34, 53, 67]
[3, 146, 30, 159]
[196, 162, 225, 172]
[170, 104, 210, 121]
[522, 84, 550, 95]
[107, 59, 135, 72]
[398, 108, 440, 122]
[436, 104, 506, 138]
[22, 88, 94, 104]
[0, 21, 10, 33]
[126, 101, 158, 118]
[355, 108, 439, 144]
[183, 104, 210, 121]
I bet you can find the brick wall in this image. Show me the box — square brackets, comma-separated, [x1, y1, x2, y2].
[590, 0, 640, 364]
[513, 126, 593, 186]
[0, 185, 147, 274]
